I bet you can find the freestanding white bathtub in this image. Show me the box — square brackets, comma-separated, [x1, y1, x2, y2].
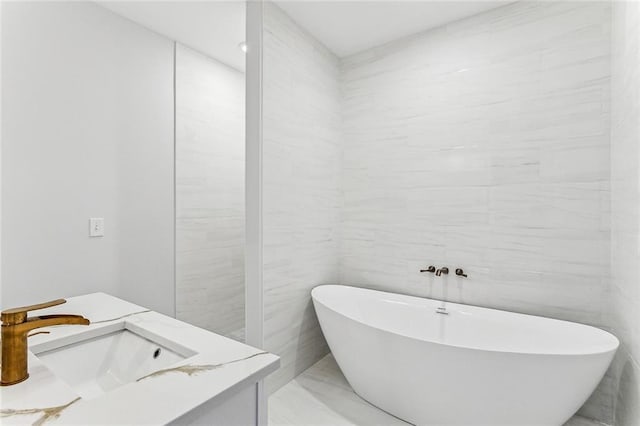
[312, 285, 619, 426]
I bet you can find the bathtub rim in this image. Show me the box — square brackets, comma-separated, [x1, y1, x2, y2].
[312, 284, 619, 357]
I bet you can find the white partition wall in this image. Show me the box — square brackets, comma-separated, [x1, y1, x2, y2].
[1, 1, 175, 315]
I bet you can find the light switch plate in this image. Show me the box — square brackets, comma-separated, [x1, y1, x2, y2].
[89, 218, 104, 237]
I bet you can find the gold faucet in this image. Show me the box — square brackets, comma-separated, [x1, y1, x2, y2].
[1, 299, 90, 386]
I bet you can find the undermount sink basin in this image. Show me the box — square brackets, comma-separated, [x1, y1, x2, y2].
[33, 323, 196, 399]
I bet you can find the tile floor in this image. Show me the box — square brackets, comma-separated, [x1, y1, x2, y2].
[269, 354, 608, 426]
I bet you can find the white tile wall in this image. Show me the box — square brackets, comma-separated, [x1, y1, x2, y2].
[175, 44, 246, 339]
[262, 2, 342, 392]
[340, 1, 613, 422]
[263, 2, 619, 421]
[611, 2, 640, 425]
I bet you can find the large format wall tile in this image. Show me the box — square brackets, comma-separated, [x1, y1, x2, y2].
[175, 44, 245, 339]
[611, 2, 640, 425]
[263, 2, 620, 421]
[263, 3, 342, 392]
[340, 1, 613, 422]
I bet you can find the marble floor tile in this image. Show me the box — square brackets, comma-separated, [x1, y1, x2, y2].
[563, 416, 609, 426]
[269, 354, 609, 426]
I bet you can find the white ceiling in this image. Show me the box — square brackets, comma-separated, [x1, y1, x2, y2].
[98, 1, 246, 71]
[276, 1, 512, 57]
[97, 1, 512, 69]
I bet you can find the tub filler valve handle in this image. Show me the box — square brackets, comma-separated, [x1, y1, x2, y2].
[455, 268, 467, 278]
[420, 266, 436, 273]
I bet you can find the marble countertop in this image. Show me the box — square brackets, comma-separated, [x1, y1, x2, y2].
[0, 293, 279, 425]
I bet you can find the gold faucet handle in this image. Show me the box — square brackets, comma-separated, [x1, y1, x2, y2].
[1, 299, 66, 325]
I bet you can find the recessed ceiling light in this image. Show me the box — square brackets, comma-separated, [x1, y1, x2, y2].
[238, 42, 248, 53]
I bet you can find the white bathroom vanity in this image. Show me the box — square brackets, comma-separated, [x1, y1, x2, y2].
[0, 293, 279, 425]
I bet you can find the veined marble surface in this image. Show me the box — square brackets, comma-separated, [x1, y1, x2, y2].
[270, 354, 609, 426]
[0, 293, 279, 425]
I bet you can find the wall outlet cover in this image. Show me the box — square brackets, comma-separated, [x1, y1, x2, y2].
[89, 218, 105, 237]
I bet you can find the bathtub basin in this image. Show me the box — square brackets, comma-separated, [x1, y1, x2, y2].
[311, 285, 618, 426]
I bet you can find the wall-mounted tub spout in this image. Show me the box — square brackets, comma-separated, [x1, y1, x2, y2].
[435, 267, 449, 276]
